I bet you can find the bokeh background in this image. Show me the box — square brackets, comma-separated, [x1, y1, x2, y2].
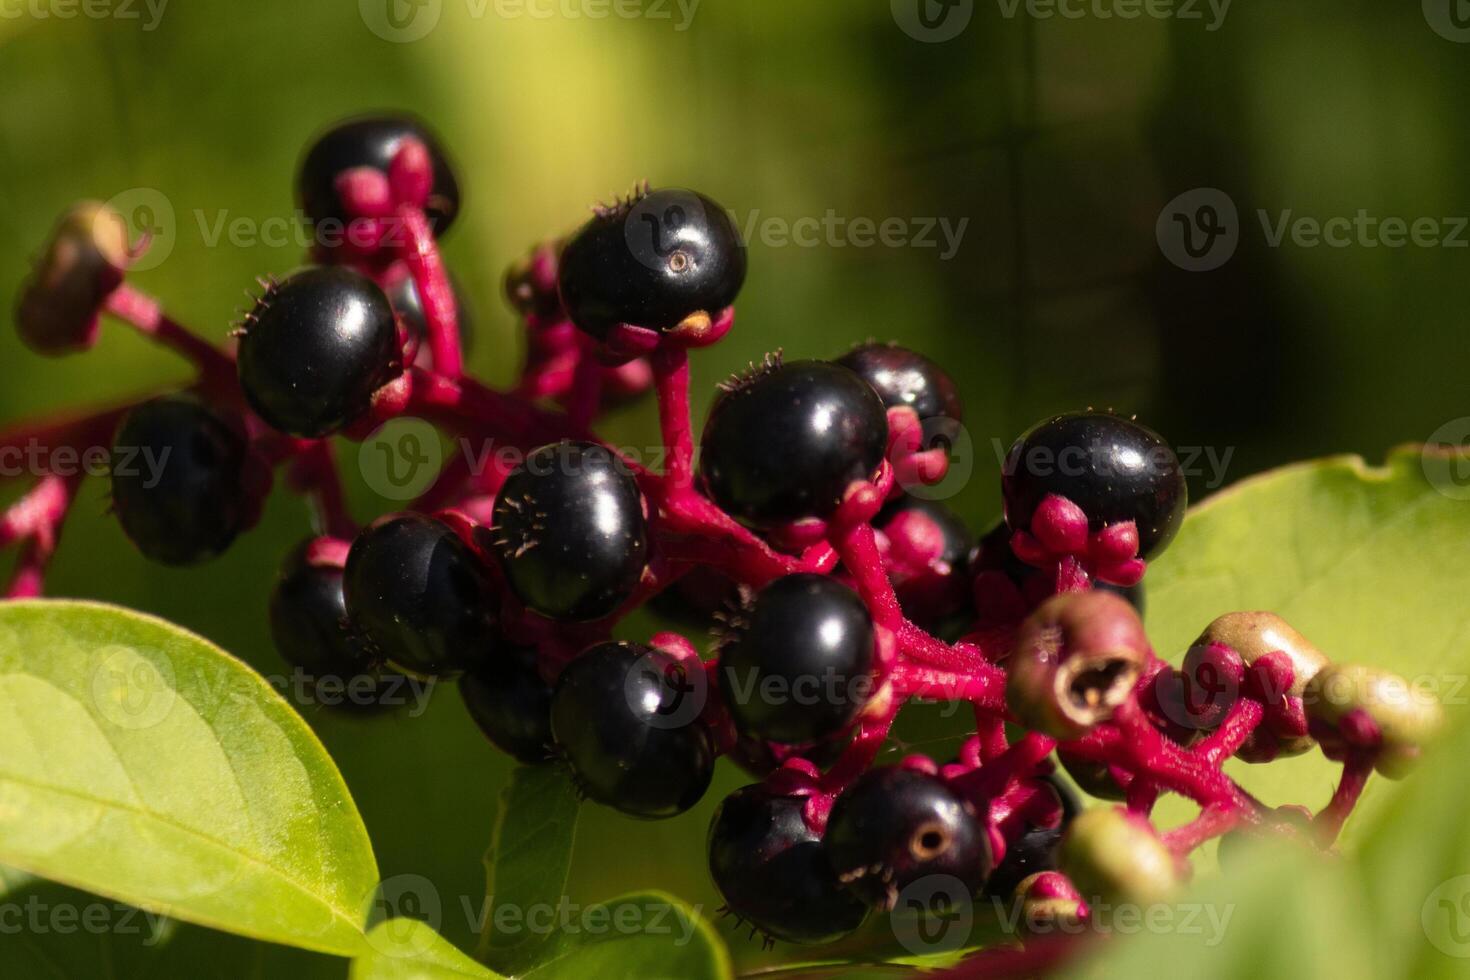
[2, 1, 1468, 974]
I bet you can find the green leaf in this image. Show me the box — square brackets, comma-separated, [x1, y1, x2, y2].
[1071, 838, 1374, 980]
[1144, 448, 1470, 842]
[520, 891, 732, 980]
[352, 921, 499, 979]
[0, 599, 378, 956]
[1357, 706, 1470, 980]
[479, 766, 582, 973]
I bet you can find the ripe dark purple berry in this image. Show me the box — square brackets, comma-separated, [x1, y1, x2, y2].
[459, 643, 555, 764]
[700, 359, 888, 527]
[297, 114, 460, 242]
[557, 187, 746, 339]
[836, 342, 963, 448]
[1002, 411, 1186, 559]
[111, 396, 252, 566]
[708, 785, 869, 945]
[269, 542, 405, 714]
[718, 574, 875, 744]
[490, 441, 649, 622]
[237, 266, 400, 438]
[875, 495, 974, 630]
[342, 513, 496, 679]
[824, 767, 991, 909]
[550, 641, 714, 819]
[16, 201, 128, 355]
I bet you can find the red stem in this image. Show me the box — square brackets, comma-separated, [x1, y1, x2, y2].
[394, 205, 463, 379]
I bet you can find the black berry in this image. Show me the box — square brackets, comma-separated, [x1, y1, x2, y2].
[490, 441, 649, 622]
[550, 641, 714, 819]
[1001, 411, 1186, 559]
[719, 574, 875, 744]
[269, 542, 406, 715]
[297, 114, 460, 242]
[836, 342, 963, 448]
[557, 187, 746, 338]
[875, 495, 974, 629]
[237, 266, 400, 438]
[708, 785, 868, 945]
[825, 767, 991, 909]
[342, 513, 496, 679]
[700, 359, 888, 526]
[459, 643, 555, 764]
[111, 396, 252, 566]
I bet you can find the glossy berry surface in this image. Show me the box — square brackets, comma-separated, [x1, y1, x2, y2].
[491, 441, 648, 622]
[557, 187, 747, 338]
[708, 785, 869, 945]
[297, 113, 460, 239]
[981, 775, 1079, 899]
[700, 359, 888, 527]
[837, 342, 963, 445]
[550, 641, 714, 819]
[719, 574, 874, 743]
[343, 513, 496, 679]
[111, 396, 250, 566]
[237, 266, 399, 438]
[269, 542, 404, 714]
[825, 767, 992, 909]
[1001, 411, 1186, 559]
[459, 643, 555, 764]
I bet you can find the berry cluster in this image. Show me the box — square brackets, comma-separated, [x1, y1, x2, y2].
[2, 114, 1444, 960]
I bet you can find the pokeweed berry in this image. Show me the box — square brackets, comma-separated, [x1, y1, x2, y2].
[550, 641, 715, 819]
[297, 113, 461, 242]
[1060, 807, 1178, 904]
[718, 574, 875, 743]
[557, 186, 746, 339]
[982, 775, 1079, 900]
[875, 495, 975, 630]
[16, 201, 129, 355]
[836, 341, 963, 448]
[700, 359, 888, 527]
[490, 441, 649, 622]
[384, 265, 474, 364]
[342, 513, 497, 679]
[236, 266, 400, 438]
[824, 767, 992, 909]
[459, 642, 555, 764]
[1002, 411, 1186, 560]
[269, 542, 405, 714]
[708, 785, 869, 945]
[111, 395, 253, 566]
[1304, 663, 1444, 779]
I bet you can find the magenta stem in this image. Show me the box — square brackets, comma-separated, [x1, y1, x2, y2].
[104, 284, 236, 384]
[1314, 754, 1374, 845]
[394, 205, 463, 379]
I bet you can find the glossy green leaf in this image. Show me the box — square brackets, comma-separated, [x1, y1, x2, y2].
[520, 890, 732, 980]
[479, 766, 582, 973]
[1145, 448, 1470, 842]
[1071, 839, 1374, 980]
[1357, 706, 1470, 980]
[0, 600, 378, 956]
[352, 921, 499, 980]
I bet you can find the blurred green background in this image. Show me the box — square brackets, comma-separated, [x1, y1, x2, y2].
[2, 0, 1468, 974]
